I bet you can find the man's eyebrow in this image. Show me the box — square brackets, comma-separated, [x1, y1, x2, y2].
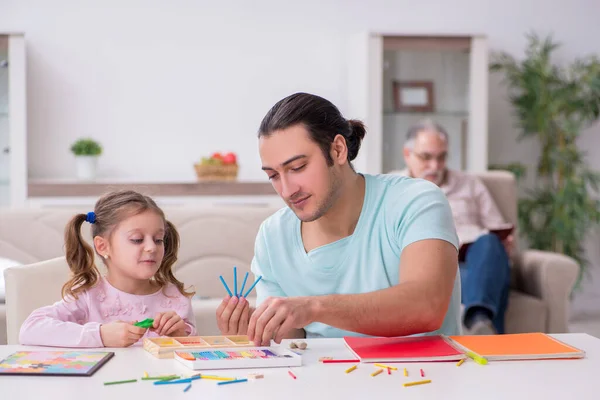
[261, 154, 307, 171]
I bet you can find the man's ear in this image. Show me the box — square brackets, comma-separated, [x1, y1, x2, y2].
[403, 147, 411, 162]
[330, 134, 349, 165]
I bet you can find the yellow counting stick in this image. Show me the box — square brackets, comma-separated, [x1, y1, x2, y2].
[456, 359, 465, 367]
[200, 375, 236, 381]
[371, 369, 383, 377]
[466, 351, 488, 365]
[345, 365, 357, 374]
[403, 368, 408, 377]
[374, 363, 397, 371]
[404, 379, 432, 387]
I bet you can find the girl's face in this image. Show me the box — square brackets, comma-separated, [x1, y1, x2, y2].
[96, 210, 166, 282]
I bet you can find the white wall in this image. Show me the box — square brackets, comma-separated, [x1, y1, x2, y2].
[0, 0, 598, 182]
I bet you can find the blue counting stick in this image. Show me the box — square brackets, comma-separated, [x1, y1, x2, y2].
[234, 266, 238, 297]
[239, 272, 249, 299]
[217, 378, 248, 386]
[243, 275, 263, 298]
[219, 275, 233, 297]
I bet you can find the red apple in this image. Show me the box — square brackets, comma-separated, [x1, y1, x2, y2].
[223, 152, 237, 165]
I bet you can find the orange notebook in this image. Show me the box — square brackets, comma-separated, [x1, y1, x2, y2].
[449, 333, 585, 361]
[343, 335, 466, 363]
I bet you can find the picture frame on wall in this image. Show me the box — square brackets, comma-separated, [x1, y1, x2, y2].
[392, 81, 435, 112]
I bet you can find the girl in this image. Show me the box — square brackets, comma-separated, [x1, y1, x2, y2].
[19, 190, 196, 348]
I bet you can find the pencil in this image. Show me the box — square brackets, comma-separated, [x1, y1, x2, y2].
[288, 370, 297, 379]
[403, 379, 431, 387]
[374, 363, 398, 370]
[239, 272, 249, 299]
[371, 369, 383, 377]
[219, 275, 233, 297]
[345, 365, 357, 374]
[242, 275, 263, 298]
[234, 266, 238, 297]
[456, 359, 465, 367]
[104, 379, 137, 385]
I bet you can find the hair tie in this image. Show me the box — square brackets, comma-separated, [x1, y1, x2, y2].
[85, 211, 96, 224]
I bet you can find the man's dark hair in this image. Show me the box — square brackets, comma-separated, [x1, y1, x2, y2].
[258, 92, 366, 166]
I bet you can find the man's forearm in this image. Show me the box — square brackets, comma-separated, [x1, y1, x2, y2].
[310, 283, 448, 337]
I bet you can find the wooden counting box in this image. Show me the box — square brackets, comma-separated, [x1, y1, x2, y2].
[143, 335, 253, 359]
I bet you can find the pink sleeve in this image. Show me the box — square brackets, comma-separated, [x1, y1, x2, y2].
[19, 291, 104, 348]
[183, 297, 197, 336]
[474, 178, 507, 229]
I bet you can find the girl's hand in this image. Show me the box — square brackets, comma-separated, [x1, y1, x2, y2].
[100, 321, 147, 347]
[152, 311, 188, 336]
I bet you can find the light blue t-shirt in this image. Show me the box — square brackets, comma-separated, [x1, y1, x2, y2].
[250, 173, 462, 338]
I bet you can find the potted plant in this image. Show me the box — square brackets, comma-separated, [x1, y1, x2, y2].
[490, 32, 600, 288]
[70, 138, 103, 180]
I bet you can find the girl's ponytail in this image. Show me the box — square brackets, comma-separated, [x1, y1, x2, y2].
[62, 213, 99, 299]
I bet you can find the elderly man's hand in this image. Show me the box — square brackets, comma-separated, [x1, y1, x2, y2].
[247, 296, 317, 346]
[502, 234, 515, 257]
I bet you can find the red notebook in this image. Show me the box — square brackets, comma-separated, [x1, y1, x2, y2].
[343, 335, 466, 363]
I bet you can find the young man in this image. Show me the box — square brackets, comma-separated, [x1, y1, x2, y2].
[391, 119, 512, 335]
[217, 93, 462, 345]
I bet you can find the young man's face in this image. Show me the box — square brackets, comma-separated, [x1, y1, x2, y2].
[403, 130, 449, 186]
[259, 124, 342, 222]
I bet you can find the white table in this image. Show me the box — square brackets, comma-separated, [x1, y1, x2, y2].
[0, 334, 598, 399]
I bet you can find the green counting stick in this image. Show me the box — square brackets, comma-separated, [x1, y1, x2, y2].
[104, 379, 137, 385]
[134, 318, 154, 328]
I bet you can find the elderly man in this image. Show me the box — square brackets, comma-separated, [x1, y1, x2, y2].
[391, 120, 512, 335]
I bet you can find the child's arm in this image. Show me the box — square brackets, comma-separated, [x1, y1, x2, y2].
[19, 293, 104, 347]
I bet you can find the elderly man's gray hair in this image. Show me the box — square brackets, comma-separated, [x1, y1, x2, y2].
[404, 119, 449, 149]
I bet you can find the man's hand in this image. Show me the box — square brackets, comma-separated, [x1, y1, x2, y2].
[216, 296, 252, 335]
[502, 234, 515, 257]
[247, 296, 316, 346]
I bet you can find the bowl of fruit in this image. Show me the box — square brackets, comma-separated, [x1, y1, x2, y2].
[194, 152, 239, 181]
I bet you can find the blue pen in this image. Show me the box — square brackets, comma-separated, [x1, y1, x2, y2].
[234, 266, 238, 297]
[217, 378, 248, 386]
[243, 275, 263, 298]
[219, 275, 233, 297]
[239, 272, 249, 299]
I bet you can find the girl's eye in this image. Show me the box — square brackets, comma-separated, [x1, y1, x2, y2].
[131, 239, 143, 244]
[268, 174, 279, 181]
[155, 239, 164, 244]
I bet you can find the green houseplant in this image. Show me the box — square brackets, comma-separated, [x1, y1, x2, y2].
[70, 138, 102, 180]
[490, 33, 600, 288]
